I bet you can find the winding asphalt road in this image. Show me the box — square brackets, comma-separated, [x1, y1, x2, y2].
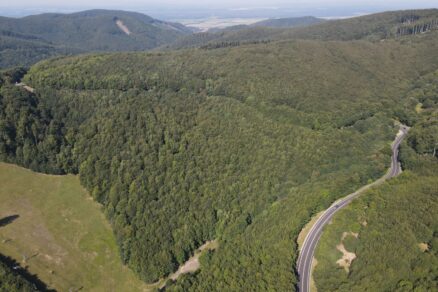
[296, 125, 409, 292]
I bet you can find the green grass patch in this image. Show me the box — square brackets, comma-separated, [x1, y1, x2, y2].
[0, 162, 148, 291]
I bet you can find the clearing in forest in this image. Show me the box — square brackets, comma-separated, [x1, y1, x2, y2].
[336, 232, 358, 273]
[0, 163, 148, 292]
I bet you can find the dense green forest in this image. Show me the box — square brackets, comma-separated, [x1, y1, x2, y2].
[0, 30, 81, 69]
[167, 9, 438, 50]
[2, 9, 437, 69]
[314, 70, 438, 291]
[1, 9, 438, 291]
[0, 9, 192, 68]
[313, 171, 437, 291]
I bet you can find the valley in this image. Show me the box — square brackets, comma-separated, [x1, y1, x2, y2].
[0, 6, 437, 292]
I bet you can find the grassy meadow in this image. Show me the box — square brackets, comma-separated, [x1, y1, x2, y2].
[0, 162, 148, 292]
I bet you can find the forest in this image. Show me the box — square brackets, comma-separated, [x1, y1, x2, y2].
[0, 9, 438, 291]
[0, 9, 192, 68]
[2, 9, 438, 69]
[167, 9, 438, 50]
[313, 71, 438, 291]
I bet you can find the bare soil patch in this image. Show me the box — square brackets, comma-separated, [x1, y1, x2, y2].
[169, 240, 218, 281]
[418, 242, 429, 252]
[115, 20, 131, 35]
[336, 232, 358, 273]
[15, 83, 35, 93]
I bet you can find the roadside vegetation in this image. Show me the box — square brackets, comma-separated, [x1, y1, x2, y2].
[314, 70, 438, 291]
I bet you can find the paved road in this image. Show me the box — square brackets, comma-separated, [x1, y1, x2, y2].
[296, 125, 409, 292]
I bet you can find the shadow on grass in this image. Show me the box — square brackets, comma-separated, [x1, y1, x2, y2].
[0, 214, 19, 227]
[0, 253, 56, 291]
[0, 215, 54, 290]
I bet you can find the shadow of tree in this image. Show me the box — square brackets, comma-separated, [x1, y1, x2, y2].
[0, 214, 19, 227]
[0, 253, 55, 291]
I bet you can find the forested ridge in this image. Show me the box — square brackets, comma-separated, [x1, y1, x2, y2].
[2, 9, 438, 70]
[0, 9, 192, 69]
[1, 12, 438, 291]
[167, 9, 438, 50]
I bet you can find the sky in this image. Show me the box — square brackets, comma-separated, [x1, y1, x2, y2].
[0, 0, 437, 19]
[0, 0, 436, 6]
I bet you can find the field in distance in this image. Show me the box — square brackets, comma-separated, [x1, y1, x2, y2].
[0, 162, 148, 291]
[178, 17, 265, 31]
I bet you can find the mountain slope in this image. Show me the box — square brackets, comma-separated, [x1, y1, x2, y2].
[1, 8, 438, 292]
[168, 9, 438, 50]
[0, 163, 149, 291]
[0, 9, 192, 68]
[0, 9, 192, 51]
[313, 69, 438, 291]
[1, 26, 438, 289]
[0, 30, 81, 69]
[280, 8, 438, 41]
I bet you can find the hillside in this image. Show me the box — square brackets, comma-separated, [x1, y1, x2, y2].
[280, 8, 438, 41]
[168, 9, 438, 49]
[314, 71, 438, 291]
[0, 30, 82, 69]
[0, 20, 437, 290]
[0, 8, 438, 291]
[0, 9, 192, 68]
[0, 163, 148, 291]
[314, 171, 437, 291]
[3, 9, 437, 68]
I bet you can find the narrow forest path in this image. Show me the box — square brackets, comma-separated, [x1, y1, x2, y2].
[146, 240, 218, 289]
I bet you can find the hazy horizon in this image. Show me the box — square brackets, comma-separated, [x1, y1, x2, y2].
[0, 0, 437, 20]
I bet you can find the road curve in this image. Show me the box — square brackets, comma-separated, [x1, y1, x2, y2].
[296, 125, 409, 292]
